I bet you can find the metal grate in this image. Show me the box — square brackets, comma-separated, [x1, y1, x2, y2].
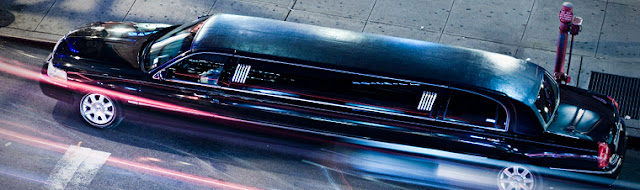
[417, 91, 437, 111]
[231, 64, 251, 84]
[588, 72, 640, 119]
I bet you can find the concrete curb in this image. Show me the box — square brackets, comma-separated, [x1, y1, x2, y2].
[0, 34, 56, 49]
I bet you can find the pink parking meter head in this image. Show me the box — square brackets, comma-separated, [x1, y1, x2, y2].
[559, 2, 574, 23]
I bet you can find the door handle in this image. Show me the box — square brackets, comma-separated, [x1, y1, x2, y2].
[194, 92, 209, 99]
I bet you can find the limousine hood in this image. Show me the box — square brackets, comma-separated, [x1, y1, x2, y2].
[546, 85, 621, 143]
[56, 22, 171, 69]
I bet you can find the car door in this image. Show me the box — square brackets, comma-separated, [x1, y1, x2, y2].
[138, 52, 234, 116]
[435, 89, 515, 158]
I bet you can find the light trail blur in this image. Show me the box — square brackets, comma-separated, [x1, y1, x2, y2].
[2, 54, 640, 189]
[0, 119, 69, 142]
[0, 123, 259, 190]
[0, 56, 268, 125]
[0, 57, 262, 190]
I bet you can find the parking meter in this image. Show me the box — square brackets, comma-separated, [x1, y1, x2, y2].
[554, 2, 573, 83]
[554, 2, 583, 84]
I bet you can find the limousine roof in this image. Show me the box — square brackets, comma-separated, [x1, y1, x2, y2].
[191, 14, 545, 106]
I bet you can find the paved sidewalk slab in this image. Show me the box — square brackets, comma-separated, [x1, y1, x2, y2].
[363, 22, 440, 42]
[516, 47, 578, 86]
[521, 0, 606, 57]
[439, 34, 518, 56]
[609, 0, 640, 7]
[293, 0, 375, 20]
[0, 0, 55, 31]
[368, 0, 453, 32]
[210, 0, 290, 20]
[35, 0, 135, 35]
[578, 57, 640, 90]
[238, 0, 295, 7]
[286, 10, 365, 32]
[597, 3, 640, 61]
[445, 0, 533, 45]
[124, 0, 214, 25]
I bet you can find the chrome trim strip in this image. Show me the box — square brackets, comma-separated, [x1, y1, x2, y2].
[550, 155, 622, 174]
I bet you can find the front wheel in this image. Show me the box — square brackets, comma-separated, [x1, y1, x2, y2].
[78, 93, 123, 129]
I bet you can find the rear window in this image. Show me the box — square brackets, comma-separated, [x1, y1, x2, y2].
[144, 19, 206, 71]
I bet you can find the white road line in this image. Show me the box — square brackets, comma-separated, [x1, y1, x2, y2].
[44, 145, 110, 190]
[67, 150, 110, 188]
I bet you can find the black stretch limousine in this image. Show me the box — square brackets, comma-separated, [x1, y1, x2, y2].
[40, 14, 626, 189]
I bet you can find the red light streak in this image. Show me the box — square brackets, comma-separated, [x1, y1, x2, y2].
[0, 57, 429, 159]
[0, 58, 261, 190]
[106, 157, 259, 190]
[0, 119, 69, 142]
[0, 126, 260, 190]
[0, 127, 70, 152]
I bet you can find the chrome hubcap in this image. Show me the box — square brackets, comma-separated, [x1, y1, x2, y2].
[498, 165, 535, 190]
[81, 93, 115, 126]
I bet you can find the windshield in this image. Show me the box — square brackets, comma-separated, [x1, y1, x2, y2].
[535, 72, 559, 126]
[143, 18, 206, 71]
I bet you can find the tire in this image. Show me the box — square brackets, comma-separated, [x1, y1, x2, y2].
[78, 93, 123, 129]
[497, 165, 539, 190]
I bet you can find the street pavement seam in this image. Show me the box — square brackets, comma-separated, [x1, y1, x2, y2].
[362, 0, 378, 33]
[594, 1, 609, 58]
[121, 0, 139, 22]
[284, 0, 298, 21]
[516, 0, 539, 56]
[33, 0, 58, 33]
[438, 0, 457, 43]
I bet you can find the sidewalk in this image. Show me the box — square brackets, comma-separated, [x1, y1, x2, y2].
[1, 0, 639, 134]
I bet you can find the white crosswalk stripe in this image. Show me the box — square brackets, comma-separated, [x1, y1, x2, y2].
[44, 145, 110, 190]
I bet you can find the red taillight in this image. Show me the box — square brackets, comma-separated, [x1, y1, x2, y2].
[598, 142, 611, 168]
[607, 96, 619, 111]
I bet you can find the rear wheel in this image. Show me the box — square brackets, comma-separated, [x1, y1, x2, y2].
[78, 93, 122, 129]
[498, 165, 537, 190]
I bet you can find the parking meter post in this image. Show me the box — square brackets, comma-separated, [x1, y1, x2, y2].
[554, 2, 574, 84]
[567, 16, 582, 78]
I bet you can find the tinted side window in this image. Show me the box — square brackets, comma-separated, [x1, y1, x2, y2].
[165, 54, 229, 85]
[443, 90, 507, 130]
[228, 58, 442, 117]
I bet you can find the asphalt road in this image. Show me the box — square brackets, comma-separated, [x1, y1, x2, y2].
[0, 37, 424, 190]
[0, 37, 639, 190]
